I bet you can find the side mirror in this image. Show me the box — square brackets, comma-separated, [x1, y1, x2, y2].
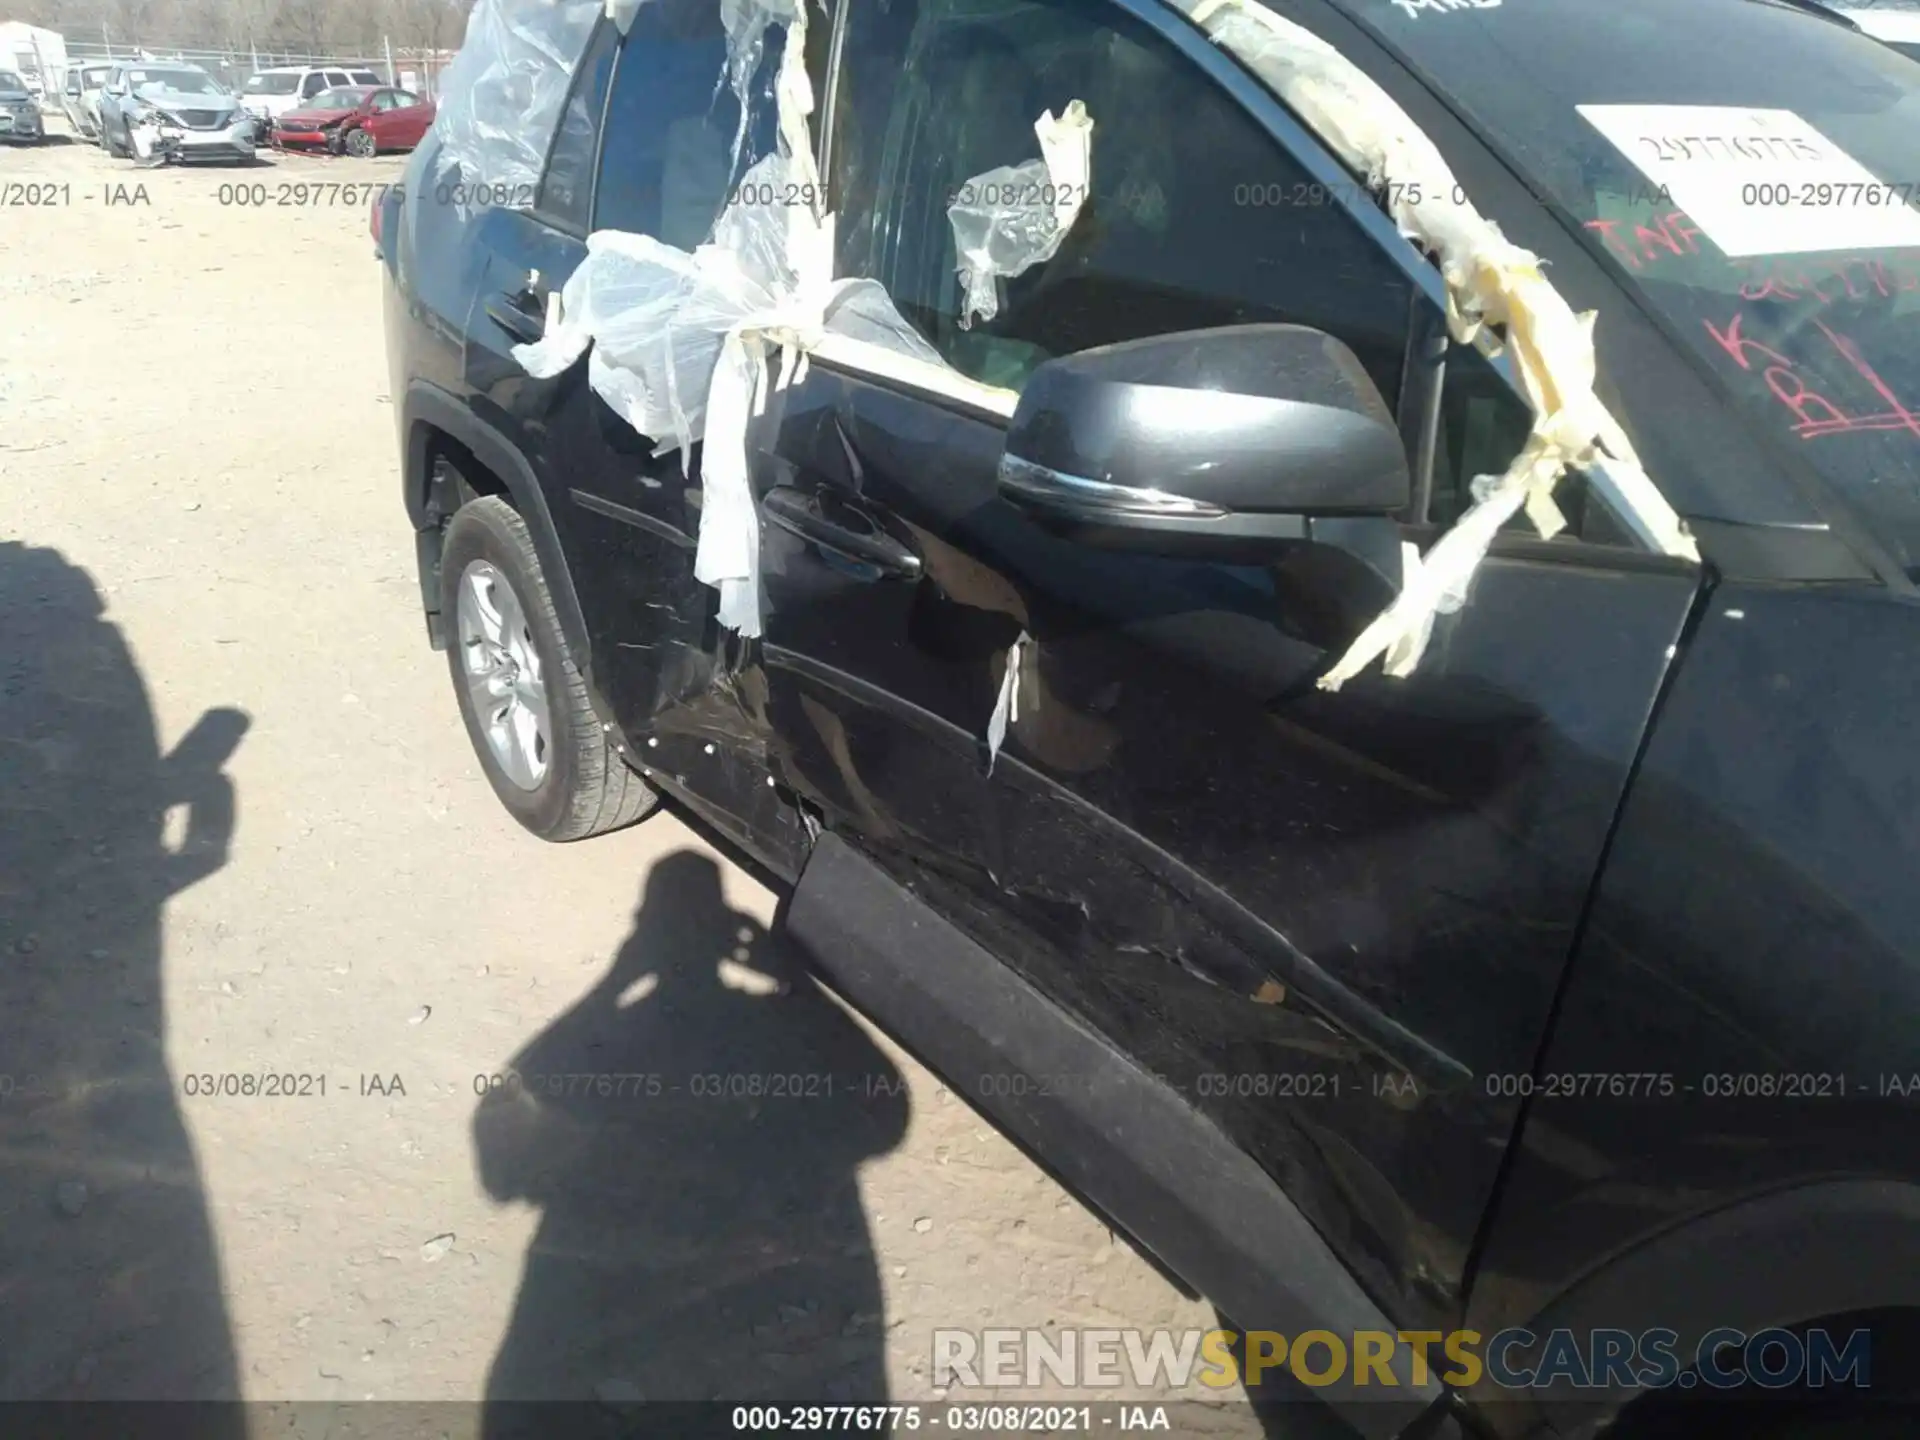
[998, 324, 1409, 577]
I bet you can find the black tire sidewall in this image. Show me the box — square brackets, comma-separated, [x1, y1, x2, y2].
[439, 501, 587, 840]
[347, 129, 374, 157]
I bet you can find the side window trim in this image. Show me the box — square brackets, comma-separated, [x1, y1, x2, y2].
[534, 14, 618, 236]
[811, 332, 1019, 421]
[584, 26, 626, 229]
[817, 0, 853, 199]
[579, 24, 645, 234]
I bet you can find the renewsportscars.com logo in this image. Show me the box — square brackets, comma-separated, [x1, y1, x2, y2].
[932, 1326, 1873, 1394]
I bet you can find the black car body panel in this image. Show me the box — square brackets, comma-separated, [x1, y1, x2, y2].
[755, 354, 1701, 1330]
[788, 830, 1440, 1436]
[1468, 586, 1920, 1360]
[381, 0, 1920, 1431]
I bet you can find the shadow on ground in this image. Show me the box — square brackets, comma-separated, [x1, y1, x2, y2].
[475, 849, 911, 1433]
[0, 539, 248, 1412]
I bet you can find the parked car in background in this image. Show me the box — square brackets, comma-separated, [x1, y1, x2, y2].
[272, 85, 434, 156]
[0, 69, 42, 144]
[240, 64, 381, 138]
[60, 62, 113, 141]
[98, 63, 255, 164]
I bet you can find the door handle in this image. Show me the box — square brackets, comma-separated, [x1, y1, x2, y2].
[762, 486, 922, 580]
[485, 290, 544, 345]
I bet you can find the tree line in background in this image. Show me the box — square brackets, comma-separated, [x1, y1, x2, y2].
[11, 0, 470, 61]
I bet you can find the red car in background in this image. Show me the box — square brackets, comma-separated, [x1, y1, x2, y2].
[271, 86, 435, 157]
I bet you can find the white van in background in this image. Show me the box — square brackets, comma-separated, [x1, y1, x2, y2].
[239, 64, 381, 134]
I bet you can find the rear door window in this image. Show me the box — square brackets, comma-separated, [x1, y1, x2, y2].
[590, 0, 785, 248]
[539, 18, 620, 232]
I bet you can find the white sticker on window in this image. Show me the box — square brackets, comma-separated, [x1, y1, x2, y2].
[1577, 104, 1920, 258]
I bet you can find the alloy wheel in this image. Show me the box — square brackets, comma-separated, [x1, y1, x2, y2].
[455, 559, 551, 791]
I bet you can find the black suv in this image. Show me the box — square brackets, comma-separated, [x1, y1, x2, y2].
[380, 0, 1920, 1434]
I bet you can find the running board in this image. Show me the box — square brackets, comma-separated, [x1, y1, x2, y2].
[785, 832, 1439, 1438]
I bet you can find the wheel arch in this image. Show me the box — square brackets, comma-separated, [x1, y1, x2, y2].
[401, 381, 592, 672]
[1469, 1179, 1920, 1439]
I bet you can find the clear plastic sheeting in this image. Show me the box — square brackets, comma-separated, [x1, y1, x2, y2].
[1176, 0, 1699, 689]
[721, 0, 807, 177]
[510, 0, 976, 642]
[433, 0, 602, 204]
[513, 152, 947, 637]
[949, 102, 1096, 328]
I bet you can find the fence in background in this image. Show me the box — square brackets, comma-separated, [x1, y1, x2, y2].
[63, 38, 459, 98]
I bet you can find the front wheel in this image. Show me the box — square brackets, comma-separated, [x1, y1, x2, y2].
[344, 127, 375, 159]
[438, 496, 659, 842]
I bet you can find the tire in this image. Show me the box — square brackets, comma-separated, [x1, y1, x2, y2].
[439, 496, 658, 842]
[104, 122, 126, 158]
[1614, 1311, 1916, 1440]
[345, 127, 374, 159]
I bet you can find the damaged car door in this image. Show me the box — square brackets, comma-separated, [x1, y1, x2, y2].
[754, 0, 1702, 1330]
[481, 0, 819, 863]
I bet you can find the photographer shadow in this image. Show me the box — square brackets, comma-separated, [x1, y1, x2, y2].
[476, 849, 911, 1434]
[0, 539, 248, 1413]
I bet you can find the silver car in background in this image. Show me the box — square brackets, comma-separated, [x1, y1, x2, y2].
[0, 68, 42, 145]
[59, 62, 113, 142]
[97, 62, 255, 165]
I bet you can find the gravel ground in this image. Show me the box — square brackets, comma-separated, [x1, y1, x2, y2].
[0, 123, 1300, 1433]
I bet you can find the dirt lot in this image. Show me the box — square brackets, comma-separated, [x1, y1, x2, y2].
[0, 123, 1297, 1429]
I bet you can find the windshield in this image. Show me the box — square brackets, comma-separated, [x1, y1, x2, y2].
[244, 73, 301, 95]
[0, 71, 27, 98]
[81, 66, 112, 88]
[308, 87, 369, 110]
[1342, 0, 1920, 571]
[131, 69, 224, 97]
